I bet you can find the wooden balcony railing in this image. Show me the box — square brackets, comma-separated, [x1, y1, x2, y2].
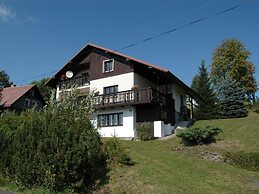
[58, 75, 89, 89]
[95, 87, 174, 108]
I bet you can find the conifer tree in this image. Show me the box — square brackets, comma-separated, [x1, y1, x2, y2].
[218, 78, 247, 118]
[191, 60, 219, 120]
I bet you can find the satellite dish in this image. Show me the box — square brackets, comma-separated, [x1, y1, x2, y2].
[66, 70, 73, 78]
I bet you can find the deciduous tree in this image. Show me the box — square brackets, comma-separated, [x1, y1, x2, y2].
[211, 38, 257, 98]
[31, 77, 53, 101]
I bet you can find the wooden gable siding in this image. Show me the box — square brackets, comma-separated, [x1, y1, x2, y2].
[79, 50, 133, 81]
[12, 88, 45, 110]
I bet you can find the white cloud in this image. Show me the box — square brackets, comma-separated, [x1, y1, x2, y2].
[25, 15, 39, 24]
[0, 4, 16, 22]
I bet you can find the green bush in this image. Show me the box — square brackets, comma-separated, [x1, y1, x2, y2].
[176, 126, 223, 145]
[0, 111, 22, 176]
[0, 90, 106, 192]
[102, 137, 133, 166]
[225, 151, 259, 172]
[254, 103, 259, 114]
[136, 122, 153, 141]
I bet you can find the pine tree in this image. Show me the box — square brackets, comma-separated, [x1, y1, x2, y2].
[191, 60, 219, 120]
[218, 78, 247, 118]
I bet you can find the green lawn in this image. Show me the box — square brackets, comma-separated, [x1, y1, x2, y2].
[98, 111, 259, 193]
[1, 112, 259, 193]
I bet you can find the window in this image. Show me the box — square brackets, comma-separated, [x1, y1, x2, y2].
[31, 101, 37, 107]
[30, 90, 34, 97]
[103, 85, 118, 94]
[180, 95, 184, 106]
[98, 112, 123, 127]
[103, 59, 114, 73]
[25, 99, 30, 107]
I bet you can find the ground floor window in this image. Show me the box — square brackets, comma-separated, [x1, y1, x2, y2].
[98, 112, 123, 127]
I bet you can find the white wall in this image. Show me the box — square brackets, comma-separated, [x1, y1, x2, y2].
[57, 72, 134, 98]
[154, 121, 174, 137]
[90, 72, 134, 93]
[168, 83, 187, 113]
[97, 107, 136, 137]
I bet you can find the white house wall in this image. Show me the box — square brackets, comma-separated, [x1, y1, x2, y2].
[154, 121, 174, 137]
[97, 107, 136, 137]
[90, 72, 134, 93]
[168, 83, 187, 113]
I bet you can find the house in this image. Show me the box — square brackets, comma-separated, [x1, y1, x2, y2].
[0, 85, 45, 111]
[45, 43, 200, 138]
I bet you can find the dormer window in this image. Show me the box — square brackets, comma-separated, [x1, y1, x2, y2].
[103, 59, 114, 73]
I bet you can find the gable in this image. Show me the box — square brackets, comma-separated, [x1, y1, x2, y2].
[88, 50, 133, 81]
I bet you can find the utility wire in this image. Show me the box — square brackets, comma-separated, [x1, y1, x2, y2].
[115, 3, 243, 52]
[14, 2, 244, 84]
[135, 0, 222, 34]
[14, 70, 58, 84]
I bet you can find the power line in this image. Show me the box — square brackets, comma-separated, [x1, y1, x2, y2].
[14, 70, 58, 84]
[14, 2, 245, 84]
[115, 3, 243, 52]
[135, 0, 222, 34]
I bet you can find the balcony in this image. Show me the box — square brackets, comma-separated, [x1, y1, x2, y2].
[58, 75, 89, 89]
[95, 87, 174, 108]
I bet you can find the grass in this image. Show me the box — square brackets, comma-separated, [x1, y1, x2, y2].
[193, 111, 259, 152]
[98, 111, 259, 193]
[1, 112, 259, 193]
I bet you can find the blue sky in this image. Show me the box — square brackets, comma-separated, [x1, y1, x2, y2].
[0, 0, 258, 94]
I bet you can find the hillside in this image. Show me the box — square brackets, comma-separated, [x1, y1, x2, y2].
[1, 112, 259, 193]
[98, 112, 259, 193]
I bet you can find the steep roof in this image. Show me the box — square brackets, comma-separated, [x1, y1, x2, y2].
[0, 85, 34, 107]
[45, 43, 201, 101]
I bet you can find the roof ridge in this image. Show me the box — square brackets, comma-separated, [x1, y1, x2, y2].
[87, 43, 169, 73]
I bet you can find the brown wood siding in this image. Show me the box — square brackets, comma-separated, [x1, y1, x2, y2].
[136, 105, 161, 122]
[136, 103, 175, 125]
[87, 51, 133, 81]
[12, 88, 45, 110]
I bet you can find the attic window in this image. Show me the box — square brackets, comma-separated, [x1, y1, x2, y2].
[103, 59, 114, 73]
[30, 90, 34, 97]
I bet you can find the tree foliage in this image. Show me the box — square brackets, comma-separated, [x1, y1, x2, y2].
[0, 70, 12, 88]
[211, 38, 258, 98]
[31, 77, 53, 102]
[191, 60, 219, 120]
[218, 78, 247, 118]
[0, 90, 106, 192]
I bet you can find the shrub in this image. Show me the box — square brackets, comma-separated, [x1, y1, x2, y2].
[136, 122, 153, 141]
[102, 137, 133, 166]
[0, 111, 22, 175]
[176, 126, 223, 145]
[0, 90, 106, 192]
[225, 151, 259, 172]
[254, 103, 259, 114]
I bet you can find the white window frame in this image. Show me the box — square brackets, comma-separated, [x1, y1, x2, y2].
[102, 59, 114, 73]
[98, 112, 123, 127]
